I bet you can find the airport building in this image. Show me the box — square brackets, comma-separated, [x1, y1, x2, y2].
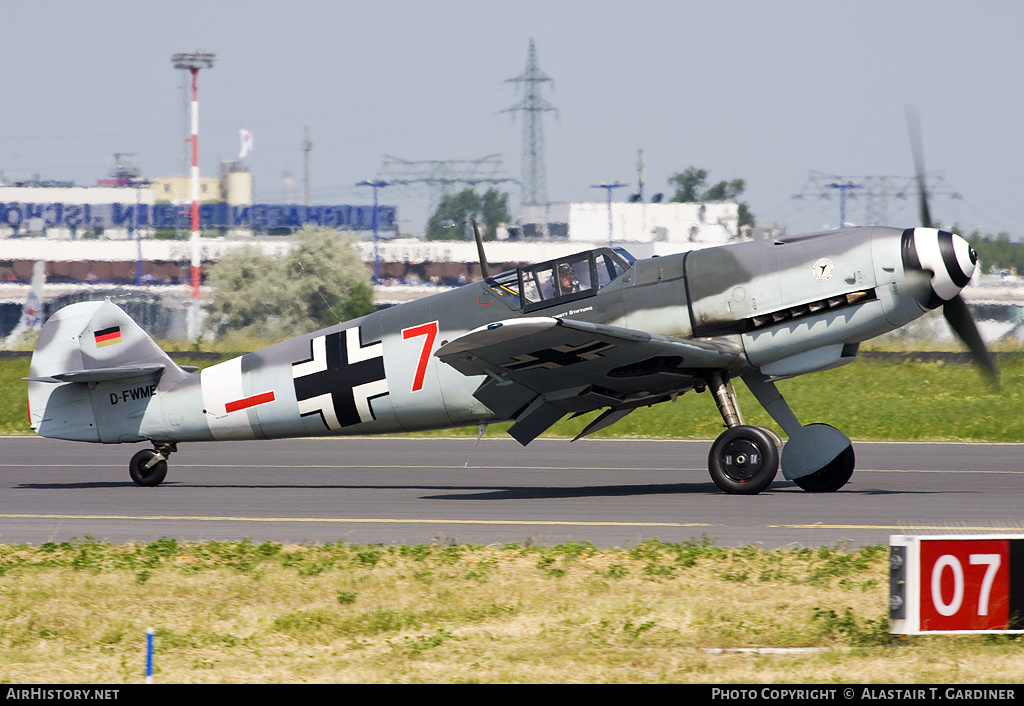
[0, 162, 256, 241]
[517, 200, 743, 244]
[0, 163, 754, 339]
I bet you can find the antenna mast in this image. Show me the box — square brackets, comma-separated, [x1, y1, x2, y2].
[302, 126, 312, 207]
[171, 50, 216, 342]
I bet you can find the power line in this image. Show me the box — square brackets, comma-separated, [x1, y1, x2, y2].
[792, 170, 961, 229]
[503, 39, 557, 208]
[375, 154, 514, 212]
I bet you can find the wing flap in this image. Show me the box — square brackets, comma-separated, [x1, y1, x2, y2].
[505, 397, 566, 446]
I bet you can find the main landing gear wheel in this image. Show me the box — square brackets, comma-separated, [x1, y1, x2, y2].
[792, 444, 855, 493]
[708, 425, 779, 495]
[129, 449, 167, 487]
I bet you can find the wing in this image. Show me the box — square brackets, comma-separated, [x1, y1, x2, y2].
[435, 316, 743, 444]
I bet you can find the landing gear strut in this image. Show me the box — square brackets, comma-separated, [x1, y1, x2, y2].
[129, 442, 175, 487]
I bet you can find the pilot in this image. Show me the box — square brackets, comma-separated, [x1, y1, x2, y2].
[557, 263, 580, 295]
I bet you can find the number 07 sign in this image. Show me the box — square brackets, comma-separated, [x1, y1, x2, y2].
[889, 535, 1024, 634]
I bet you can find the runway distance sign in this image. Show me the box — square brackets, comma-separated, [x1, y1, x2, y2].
[889, 535, 1024, 635]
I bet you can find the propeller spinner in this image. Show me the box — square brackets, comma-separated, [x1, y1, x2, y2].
[900, 227, 978, 311]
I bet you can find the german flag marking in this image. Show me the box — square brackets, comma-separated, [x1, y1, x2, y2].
[94, 326, 122, 348]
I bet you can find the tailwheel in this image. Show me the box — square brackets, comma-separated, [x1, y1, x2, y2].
[129, 448, 168, 487]
[708, 425, 779, 495]
[792, 444, 855, 492]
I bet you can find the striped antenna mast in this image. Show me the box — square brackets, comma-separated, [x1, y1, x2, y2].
[172, 50, 216, 341]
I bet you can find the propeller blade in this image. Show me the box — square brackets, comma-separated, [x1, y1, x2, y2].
[905, 104, 933, 229]
[904, 109, 993, 384]
[943, 295, 998, 387]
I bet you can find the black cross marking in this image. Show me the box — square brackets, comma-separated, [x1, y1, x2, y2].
[292, 327, 389, 430]
[501, 340, 615, 372]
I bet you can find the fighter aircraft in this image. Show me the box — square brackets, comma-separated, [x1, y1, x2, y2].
[24, 211, 991, 495]
[25, 112, 994, 494]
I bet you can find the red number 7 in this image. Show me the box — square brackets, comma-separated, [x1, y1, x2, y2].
[402, 321, 438, 392]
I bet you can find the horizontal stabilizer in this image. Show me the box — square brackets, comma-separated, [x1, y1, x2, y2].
[25, 364, 166, 384]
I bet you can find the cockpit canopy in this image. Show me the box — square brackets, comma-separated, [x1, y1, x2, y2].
[485, 247, 634, 312]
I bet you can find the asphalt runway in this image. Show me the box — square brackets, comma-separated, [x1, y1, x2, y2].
[1, 435, 1022, 549]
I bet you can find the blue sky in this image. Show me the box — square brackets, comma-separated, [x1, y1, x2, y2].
[4, 0, 1023, 238]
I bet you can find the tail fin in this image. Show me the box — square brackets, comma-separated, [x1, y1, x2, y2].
[27, 300, 190, 441]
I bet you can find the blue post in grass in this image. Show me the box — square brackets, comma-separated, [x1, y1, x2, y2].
[146, 627, 154, 683]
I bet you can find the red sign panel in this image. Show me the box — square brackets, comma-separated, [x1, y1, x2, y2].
[919, 539, 1011, 631]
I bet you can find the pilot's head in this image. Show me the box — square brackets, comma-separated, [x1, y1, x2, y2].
[558, 263, 577, 291]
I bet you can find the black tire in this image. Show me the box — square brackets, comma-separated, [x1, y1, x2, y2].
[792, 444, 855, 492]
[708, 425, 779, 495]
[129, 449, 167, 487]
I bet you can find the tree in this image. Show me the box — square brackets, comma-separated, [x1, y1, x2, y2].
[207, 225, 375, 341]
[966, 230, 1024, 274]
[426, 188, 511, 241]
[668, 167, 710, 203]
[668, 167, 755, 230]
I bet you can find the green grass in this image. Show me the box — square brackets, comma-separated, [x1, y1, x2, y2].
[0, 538, 1020, 683]
[609, 357, 1020, 441]
[6, 352, 1024, 441]
[434, 354, 1024, 443]
[0, 357, 30, 434]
